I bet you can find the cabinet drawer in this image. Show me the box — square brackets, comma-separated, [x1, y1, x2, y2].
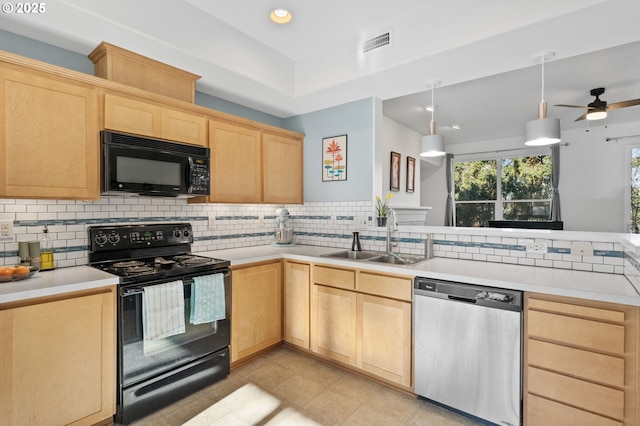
[357, 272, 412, 301]
[528, 298, 625, 323]
[527, 366, 624, 420]
[527, 310, 625, 354]
[528, 339, 624, 387]
[313, 266, 355, 290]
[527, 394, 622, 426]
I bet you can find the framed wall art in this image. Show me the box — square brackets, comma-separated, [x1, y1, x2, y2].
[322, 135, 347, 181]
[390, 151, 401, 191]
[406, 156, 416, 193]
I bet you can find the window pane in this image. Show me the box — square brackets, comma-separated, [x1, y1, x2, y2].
[455, 160, 497, 201]
[501, 155, 552, 200]
[631, 148, 640, 233]
[455, 203, 495, 227]
[503, 201, 550, 221]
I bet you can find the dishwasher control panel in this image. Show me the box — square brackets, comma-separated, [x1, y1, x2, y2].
[414, 277, 522, 311]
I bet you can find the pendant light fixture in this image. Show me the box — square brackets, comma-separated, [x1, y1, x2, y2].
[420, 80, 446, 157]
[525, 51, 561, 146]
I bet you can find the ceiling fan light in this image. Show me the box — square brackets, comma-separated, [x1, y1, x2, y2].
[524, 117, 561, 146]
[586, 109, 607, 120]
[420, 134, 446, 157]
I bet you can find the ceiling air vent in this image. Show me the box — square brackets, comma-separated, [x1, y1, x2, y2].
[362, 31, 391, 53]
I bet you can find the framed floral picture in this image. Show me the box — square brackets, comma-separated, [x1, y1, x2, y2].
[406, 156, 416, 193]
[390, 151, 401, 191]
[322, 135, 347, 181]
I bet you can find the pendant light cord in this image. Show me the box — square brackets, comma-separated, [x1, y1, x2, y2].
[540, 56, 546, 103]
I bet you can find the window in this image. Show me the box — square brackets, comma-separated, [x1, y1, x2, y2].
[454, 154, 552, 227]
[630, 147, 640, 233]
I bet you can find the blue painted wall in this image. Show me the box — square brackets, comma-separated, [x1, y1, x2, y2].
[285, 98, 374, 202]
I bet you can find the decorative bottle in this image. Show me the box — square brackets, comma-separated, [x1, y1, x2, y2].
[40, 225, 55, 270]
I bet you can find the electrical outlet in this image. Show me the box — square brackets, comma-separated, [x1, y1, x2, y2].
[355, 215, 368, 230]
[208, 215, 216, 231]
[571, 242, 594, 256]
[0, 220, 14, 241]
[525, 241, 547, 253]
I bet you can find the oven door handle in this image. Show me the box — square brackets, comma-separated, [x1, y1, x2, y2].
[122, 272, 230, 296]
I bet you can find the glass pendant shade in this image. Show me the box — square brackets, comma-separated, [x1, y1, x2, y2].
[525, 117, 561, 146]
[420, 134, 445, 157]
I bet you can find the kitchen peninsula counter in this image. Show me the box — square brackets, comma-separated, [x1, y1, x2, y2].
[201, 244, 640, 306]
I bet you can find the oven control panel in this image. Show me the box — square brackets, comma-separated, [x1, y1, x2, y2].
[89, 223, 194, 251]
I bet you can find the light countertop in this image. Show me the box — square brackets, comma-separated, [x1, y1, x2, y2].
[0, 266, 119, 304]
[200, 245, 640, 306]
[2, 244, 639, 306]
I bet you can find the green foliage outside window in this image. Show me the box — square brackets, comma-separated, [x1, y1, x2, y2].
[454, 155, 552, 227]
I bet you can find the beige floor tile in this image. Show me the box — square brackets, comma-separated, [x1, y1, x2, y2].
[131, 346, 479, 426]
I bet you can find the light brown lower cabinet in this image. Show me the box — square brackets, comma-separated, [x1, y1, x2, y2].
[0, 286, 116, 426]
[524, 293, 638, 426]
[284, 261, 310, 349]
[309, 264, 413, 388]
[231, 261, 282, 363]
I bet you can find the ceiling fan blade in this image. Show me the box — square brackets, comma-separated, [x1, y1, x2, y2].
[607, 98, 640, 110]
[555, 104, 588, 109]
[574, 112, 588, 122]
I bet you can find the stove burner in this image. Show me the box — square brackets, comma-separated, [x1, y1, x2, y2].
[177, 256, 215, 266]
[154, 257, 176, 265]
[124, 265, 155, 275]
[112, 260, 145, 268]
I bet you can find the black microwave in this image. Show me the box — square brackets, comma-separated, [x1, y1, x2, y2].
[101, 130, 210, 197]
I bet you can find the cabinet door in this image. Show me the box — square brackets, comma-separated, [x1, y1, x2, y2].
[310, 284, 357, 366]
[231, 262, 282, 363]
[0, 287, 116, 426]
[209, 120, 262, 203]
[104, 93, 162, 138]
[0, 67, 99, 200]
[262, 132, 303, 204]
[357, 293, 412, 387]
[284, 261, 310, 348]
[162, 108, 206, 146]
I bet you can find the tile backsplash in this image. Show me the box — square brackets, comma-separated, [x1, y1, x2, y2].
[0, 198, 629, 278]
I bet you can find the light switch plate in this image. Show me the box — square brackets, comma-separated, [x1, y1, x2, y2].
[208, 215, 216, 231]
[355, 215, 368, 230]
[0, 220, 14, 241]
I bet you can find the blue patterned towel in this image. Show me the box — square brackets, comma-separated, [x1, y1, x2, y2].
[142, 280, 186, 340]
[190, 273, 226, 324]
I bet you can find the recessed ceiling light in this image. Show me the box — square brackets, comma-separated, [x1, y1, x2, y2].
[452, 124, 461, 130]
[270, 8, 292, 24]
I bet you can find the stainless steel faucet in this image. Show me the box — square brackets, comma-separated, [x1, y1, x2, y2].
[386, 208, 398, 253]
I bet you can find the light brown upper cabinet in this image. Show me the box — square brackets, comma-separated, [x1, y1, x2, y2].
[195, 119, 304, 204]
[103, 93, 207, 147]
[0, 63, 100, 200]
[262, 132, 303, 204]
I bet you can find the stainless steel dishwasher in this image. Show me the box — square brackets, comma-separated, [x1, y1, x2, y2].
[414, 277, 523, 426]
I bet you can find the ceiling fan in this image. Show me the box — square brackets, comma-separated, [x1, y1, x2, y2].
[555, 87, 640, 122]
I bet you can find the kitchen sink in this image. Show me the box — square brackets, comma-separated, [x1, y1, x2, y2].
[322, 250, 384, 260]
[367, 254, 426, 265]
[321, 250, 426, 265]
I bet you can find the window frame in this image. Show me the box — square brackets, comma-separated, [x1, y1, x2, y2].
[453, 147, 552, 226]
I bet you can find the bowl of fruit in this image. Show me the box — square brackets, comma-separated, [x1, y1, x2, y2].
[0, 265, 39, 282]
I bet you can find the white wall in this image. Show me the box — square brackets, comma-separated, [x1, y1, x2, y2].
[381, 116, 422, 206]
[418, 121, 640, 232]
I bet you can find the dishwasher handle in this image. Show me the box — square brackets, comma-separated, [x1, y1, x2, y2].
[447, 295, 477, 304]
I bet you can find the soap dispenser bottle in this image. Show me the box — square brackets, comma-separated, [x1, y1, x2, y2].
[351, 231, 362, 251]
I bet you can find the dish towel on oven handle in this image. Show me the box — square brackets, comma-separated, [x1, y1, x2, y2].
[142, 280, 186, 340]
[190, 273, 226, 324]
